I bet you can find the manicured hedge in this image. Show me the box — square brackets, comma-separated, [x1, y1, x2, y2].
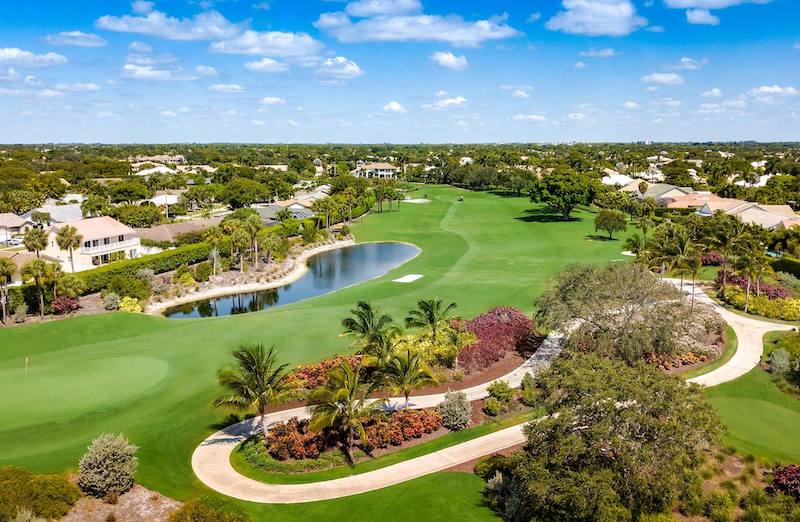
[773, 255, 800, 279]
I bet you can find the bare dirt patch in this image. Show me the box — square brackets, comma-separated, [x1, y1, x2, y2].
[62, 485, 182, 522]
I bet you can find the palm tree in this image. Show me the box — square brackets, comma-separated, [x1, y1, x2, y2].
[242, 214, 262, 269]
[341, 301, 400, 354]
[21, 259, 51, 317]
[0, 257, 15, 323]
[212, 343, 292, 440]
[381, 349, 437, 408]
[637, 214, 654, 241]
[23, 228, 47, 258]
[404, 299, 457, 342]
[231, 228, 250, 272]
[343, 187, 358, 223]
[308, 362, 386, 451]
[624, 232, 645, 255]
[205, 226, 224, 275]
[257, 230, 279, 266]
[709, 215, 744, 290]
[55, 225, 83, 273]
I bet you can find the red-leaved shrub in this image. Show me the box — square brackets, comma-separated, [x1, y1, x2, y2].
[714, 271, 791, 300]
[286, 355, 365, 389]
[457, 307, 536, 374]
[265, 418, 332, 461]
[701, 252, 725, 266]
[363, 409, 443, 451]
[52, 296, 79, 315]
[773, 464, 800, 501]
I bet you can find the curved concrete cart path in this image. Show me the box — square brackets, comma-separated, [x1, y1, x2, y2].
[191, 281, 792, 503]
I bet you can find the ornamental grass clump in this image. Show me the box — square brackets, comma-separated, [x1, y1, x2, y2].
[78, 433, 138, 498]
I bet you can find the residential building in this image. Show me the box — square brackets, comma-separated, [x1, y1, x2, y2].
[21, 203, 83, 226]
[0, 251, 61, 286]
[351, 162, 400, 179]
[135, 217, 222, 244]
[41, 216, 141, 272]
[129, 154, 186, 165]
[697, 199, 799, 230]
[639, 184, 694, 205]
[601, 171, 634, 187]
[661, 192, 721, 210]
[0, 213, 32, 238]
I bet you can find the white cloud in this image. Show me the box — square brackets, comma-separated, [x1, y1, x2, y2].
[0, 68, 18, 81]
[0, 48, 67, 67]
[317, 56, 364, 80]
[702, 87, 722, 98]
[128, 41, 153, 53]
[424, 95, 467, 109]
[546, 0, 648, 37]
[435, 90, 448, 97]
[512, 113, 548, 122]
[195, 65, 218, 76]
[574, 61, 586, 69]
[664, 0, 770, 8]
[345, 0, 422, 17]
[287, 119, 299, 127]
[179, 106, 191, 113]
[697, 102, 723, 114]
[210, 30, 323, 60]
[579, 47, 616, 58]
[126, 52, 178, 65]
[253, 2, 271, 10]
[430, 51, 468, 71]
[673, 57, 707, 69]
[512, 89, 530, 99]
[96, 7, 242, 41]
[527, 12, 542, 23]
[722, 99, 747, 108]
[748, 85, 799, 96]
[383, 100, 407, 113]
[641, 72, 685, 85]
[686, 9, 720, 25]
[209, 83, 244, 93]
[244, 57, 290, 72]
[38, 89, 64, 98]
[45, 31, 107, 47]
[122, 64, 197, 81]
[251, 119, 266, 126]
[161, 109, 176, 117]
[0, 87, 26, 97]
[651, 97, 682, 107]
[24, 75, 41, 86]
[644, 85, 659, 92]
[132, 1, 155, 15]
[314, 11, 521, 47]
[647, 25, 666, 32]
[568, 112, 587, 120]
[260, 96, 286, 105]
[55, 82, 101, 92]
[624, 101, 641, 109]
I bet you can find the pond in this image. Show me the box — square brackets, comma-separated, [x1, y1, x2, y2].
[163, 242, 419, 319]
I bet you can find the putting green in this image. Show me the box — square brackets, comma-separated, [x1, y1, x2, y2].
[0, 185, 633, 520]
[0, 356, 169, 431]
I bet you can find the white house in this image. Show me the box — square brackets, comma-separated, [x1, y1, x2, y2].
[41, 216, 141, 272]
[351, 162, 400, 179]
[21, 204, 83, 226]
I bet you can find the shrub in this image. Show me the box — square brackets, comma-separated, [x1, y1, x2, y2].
[701, 252, 725, 266]
[265, 418, 329, 461]
[51, 296, 78, 315]
[194, 261, 212, 282]
[704, 490, 735, 522]
[437, 391, 470, 431]
[769, 349, 792, 375]
[174, 264, 193, 280]
[776, 272, 800, 295]
[78, 433, 138, 498]
[176, 272, 196, 287]
[520, 372, 537, 406]
[487, 381, 513, 405]
[118, 297, 142, 313]
[103, 293, 120, 311]
[773, 464, 800, 501]
[458, 307, 537, 373]
[340, 224, 351, 236]
[474, 454, 512, 481]
[169, 497, 250, 522]
[13, 304, 26, 323]
[0, 466, 80, 521]
[285, 355, 365, 390]
[10, 507, 44, 522]
[363, 409, 443, 450]
[483, 397, 503, 416]
[719, 286, 800, 321]
[715, 271, 790, 300]
[773, 255, 800, 279]
[103, 275, 151, 302]
[135, 268, 155, 281]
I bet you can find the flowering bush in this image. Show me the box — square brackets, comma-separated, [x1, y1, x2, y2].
[719, 287, 800, 321]
[265, 418, 331, 461]
[286, 355, 365, 389]
[714, 271, 791, 300]
[118, 297, 142, 313]
[363, 409, 443, 450]
[52, 296, 79, 315]
[772, 465, 800, 501]
[701, 252, 725, 266]
[457, 307, 537, 374]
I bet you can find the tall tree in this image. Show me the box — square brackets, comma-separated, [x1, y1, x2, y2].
[23, 228, 47, 258]
[529, 168, 597, 220]
[21, 259, 52, 317]
[212, 343, 291, 440]
[55, 225, 83, 273]
[308, 362, 386, 451]
[204, 226, 224, 276]
[404, 299, 458, 342]
[381, 349, 437, 408]
[242, 214, 262, 269]
[0, 257, 15, 323]
[341, 301, 400, 355]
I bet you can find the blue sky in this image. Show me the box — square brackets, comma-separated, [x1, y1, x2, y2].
[0, 0, 798, 143]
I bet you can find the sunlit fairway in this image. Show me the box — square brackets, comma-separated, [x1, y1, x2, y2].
[0, 185, 633, 520]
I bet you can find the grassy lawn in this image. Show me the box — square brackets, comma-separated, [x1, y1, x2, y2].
[231, 411, 534, 484]
[706, 332, 800, 464]
[680, 325, 738, 380]
[0, 185, 631, 520]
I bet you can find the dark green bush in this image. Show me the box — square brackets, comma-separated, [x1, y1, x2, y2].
[474, 454, 511, 481]
[773, 255, 800, 279]
[194, 261, 213, 282]
[483, 397, 503, 416]
[169, 497, 250, 522]
[487, 381, 513, 405]
[103, 275, 151, 302]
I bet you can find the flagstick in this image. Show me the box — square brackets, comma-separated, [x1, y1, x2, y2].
[25, 356, 28, 379]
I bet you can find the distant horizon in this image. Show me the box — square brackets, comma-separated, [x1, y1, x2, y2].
[2, 141, 800, 147]
[1, 1, 798, 142]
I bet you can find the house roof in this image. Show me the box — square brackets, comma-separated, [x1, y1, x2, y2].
[0, 250, 60, 272]
[355, 162, 398, 170]
[135, 217, 222, 243]
[601, 173, 634, 186]
[642, 184, 693, 200]
[22, 204, 83, 224]
[0, 213, 26, 229]
[663, 192, 721, 209]
[50, 216, 135, 242]
[619, 179, 649, 193]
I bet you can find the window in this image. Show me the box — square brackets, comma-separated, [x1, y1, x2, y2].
[118, 235, 124, 242]
[84, 241, 90, 248]
[92, 239, 99, 247]
[103, 238, 110, 245]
